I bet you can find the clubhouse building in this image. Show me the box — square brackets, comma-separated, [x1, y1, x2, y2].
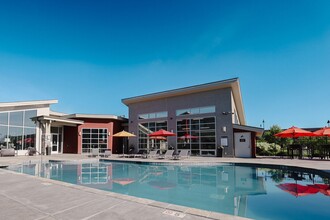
[123, 78, 263, 157]
[0, 78, 263, 157]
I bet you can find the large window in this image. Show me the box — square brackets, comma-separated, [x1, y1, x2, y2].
[138, 121, 167, 150]
[177, 117, 216, 156]
[0, 110, 36, 150]
[176, 106, 215, 116]
[81, 128, 108, 154]
[138, 111, 168, 120]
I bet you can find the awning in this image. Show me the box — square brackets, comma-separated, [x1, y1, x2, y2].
[233, 124, 264, 137]
[31, 115, 84, 127]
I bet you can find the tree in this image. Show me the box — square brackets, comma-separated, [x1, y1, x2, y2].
[263, 125, 291, 147]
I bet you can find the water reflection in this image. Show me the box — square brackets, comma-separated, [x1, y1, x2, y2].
[8, 162, 330, 219]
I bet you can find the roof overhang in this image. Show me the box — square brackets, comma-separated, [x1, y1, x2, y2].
[122, 78, 246, 124]
[0, 100, 58, 109]
[233, 124, 264, 137]
[64, 114, 127, 121]
[32, 115, 84, 127]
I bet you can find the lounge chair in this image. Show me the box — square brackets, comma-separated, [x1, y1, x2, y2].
[158, 150, 174, 159]
[26, 147, 38, 156]
[172, 149, 190, 160]
[91, 148, 99, 157]
[100, 149, 111, 157]
[134, 150, 146, 158]
[147, 150, 160, 158]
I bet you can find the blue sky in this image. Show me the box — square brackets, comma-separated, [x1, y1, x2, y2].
[0, 0, 329, 129]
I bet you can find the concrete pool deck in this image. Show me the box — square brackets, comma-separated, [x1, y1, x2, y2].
[1, 154, 330, 220]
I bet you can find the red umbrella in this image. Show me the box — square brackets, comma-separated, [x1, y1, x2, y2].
[275, 126, 316, 138]
[149, 129, 176, 137]
[277, 183, 319, 197]
[313, 127, 330, 137]
[308, 184, 330, 196]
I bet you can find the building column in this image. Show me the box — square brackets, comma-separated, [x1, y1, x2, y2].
[40, 120, 52, 155]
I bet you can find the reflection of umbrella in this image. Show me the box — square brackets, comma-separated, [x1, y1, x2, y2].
[148, 180, 176, 190]
[275, 126, 315, 138]
[113, 130, 136, 156]
[178, 134, 198, 140]
[277, 183, 319, 197]
[113, 178, 135, 186]
[149, 129, 176, 137]
[308, 184, 330, 196]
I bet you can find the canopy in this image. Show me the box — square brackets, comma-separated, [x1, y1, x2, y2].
[313, 127, 330, 137]
[277, 183, 319, 197]
[274, 126, 315, 138]
[149, 129, 176, 137]
[113, 130, 136, 137]
[113, 130, 136, 155]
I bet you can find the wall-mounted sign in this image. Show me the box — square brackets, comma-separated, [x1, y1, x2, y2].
[221, 137, 228, 147]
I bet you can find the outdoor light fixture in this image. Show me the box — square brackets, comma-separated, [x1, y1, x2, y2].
[108, 132, 111, 136]
[222, 126, 227, 133]
[222, 112, 234, 115]
[78, 131, 82, 136]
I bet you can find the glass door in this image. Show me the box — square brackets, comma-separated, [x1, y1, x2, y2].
[52, 134, 59, 154]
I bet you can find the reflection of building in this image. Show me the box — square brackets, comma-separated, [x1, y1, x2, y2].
[78, 163, 112, 186]
[122, 78, 263, 157]
[174, 165, 266, 216]
[0, 100, 127, 155]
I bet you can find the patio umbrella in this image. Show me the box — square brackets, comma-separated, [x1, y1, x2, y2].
[313, 127, 330, 146]
[149, 129, 176, 153]
[275, 126, 316, 138]
[313, 127, 330, 137]
[149, 129, 176, 137]
[113, 130, 136, 156]
[277, 183, 319, 197]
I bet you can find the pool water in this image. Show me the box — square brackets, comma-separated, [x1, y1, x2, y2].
[7, 162, 330, 220]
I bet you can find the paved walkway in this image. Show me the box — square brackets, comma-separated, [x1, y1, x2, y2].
[1, 154, 330, 220]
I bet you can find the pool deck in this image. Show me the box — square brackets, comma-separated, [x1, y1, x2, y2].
[1, 154, 330, 220]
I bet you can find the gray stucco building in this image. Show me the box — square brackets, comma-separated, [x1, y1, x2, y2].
[122, 78, 263, 158]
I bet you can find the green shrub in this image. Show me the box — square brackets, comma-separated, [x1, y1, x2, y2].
[256, 141, 281, 156]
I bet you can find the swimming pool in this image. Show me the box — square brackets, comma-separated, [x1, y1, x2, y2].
[7, 161, 330, 220]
